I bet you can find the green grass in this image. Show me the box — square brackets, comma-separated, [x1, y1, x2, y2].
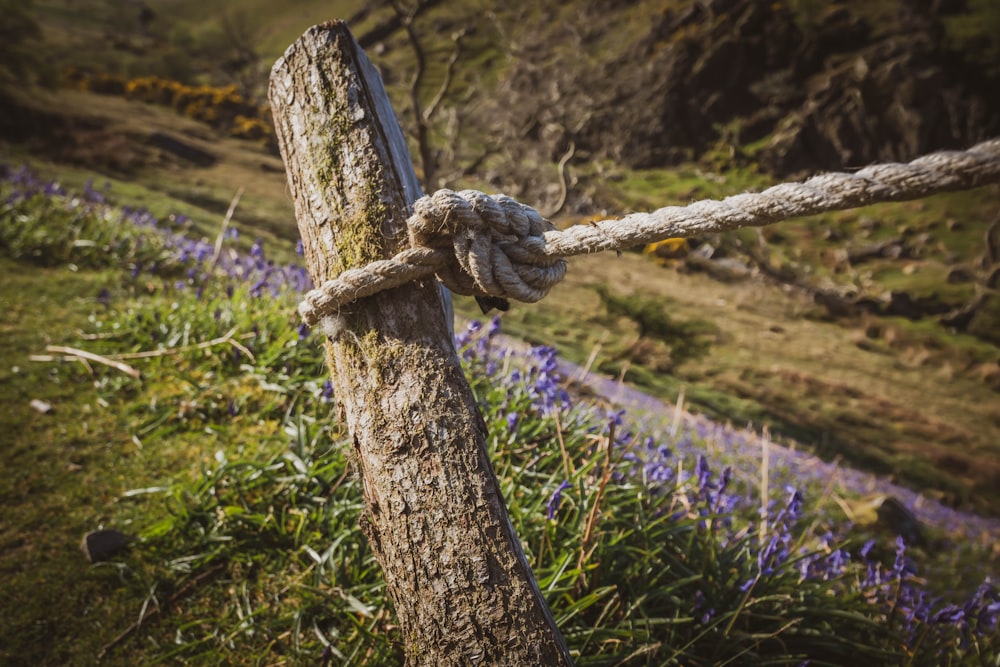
[2, 171, 999, 665]
[2, 2, 998, 663]
[7, 68, 1000, 518]
[0, 260, 149, 664]
[0, 256, 333, 663]
[1, 83, 299, 254]
[593, 162, 773, 213]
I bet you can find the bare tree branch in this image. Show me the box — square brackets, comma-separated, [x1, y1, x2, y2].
[424, 28, 467, 122]
[392, 1, 436, 189]
[543, 139, 575, 218]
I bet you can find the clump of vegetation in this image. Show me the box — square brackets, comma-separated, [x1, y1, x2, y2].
[643, 237, 689, 264]
[786, 0, 829, 32]
[595, 284, 719, 370]
[943, 0, 1000, 76]
[0, 165, 172, 269]
[63, 68, 275, 143]
[0, 0, 49, 87]
[2, 163, 997, 665]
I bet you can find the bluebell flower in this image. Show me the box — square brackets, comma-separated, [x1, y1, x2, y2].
[43, 180, 65, 197]
[321, 380, 334, 402]
[193, 242, 212, 263]
[505, 412, 519, 432]
[695, 454, 712, 493]
[83, 178, 105, 203]
[251, 238, 265, 258]
[546, 480, 571, 520]
[892, 535, 916, 577]
[486, 314, 501, 338]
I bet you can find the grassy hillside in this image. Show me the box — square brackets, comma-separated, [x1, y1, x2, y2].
[1, 162, 997, 665]
[3, 3, 998, 663]
[3, 0, 998, 517]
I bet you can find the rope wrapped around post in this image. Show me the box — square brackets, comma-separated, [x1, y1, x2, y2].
[299, 138, 1000, 327]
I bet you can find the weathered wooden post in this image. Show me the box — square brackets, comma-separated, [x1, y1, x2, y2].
[269, 21, 574, 666]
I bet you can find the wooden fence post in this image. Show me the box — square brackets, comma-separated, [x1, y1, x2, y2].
[269, 21, 574, 666]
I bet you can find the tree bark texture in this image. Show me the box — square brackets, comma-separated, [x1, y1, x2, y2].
[269, 21, 573, 666]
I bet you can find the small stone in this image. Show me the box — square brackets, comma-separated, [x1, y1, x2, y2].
[821, 226, 844, 242]
[80, 529, 132, 563]
[29, 399, 53, 414]
[857, 216, 879, 232]
[874, 496, 926, 546]
[946, 266, 975, 284]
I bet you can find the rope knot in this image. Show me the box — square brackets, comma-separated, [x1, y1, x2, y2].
[408, 189, 567, 303]
[297, 189, 567, 327]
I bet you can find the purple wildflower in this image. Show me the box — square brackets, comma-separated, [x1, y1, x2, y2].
[546, 480, 571, 520]
[505, 412, 519, 432]
[321, 380, 334, 402]
[486, 314, 502, 338]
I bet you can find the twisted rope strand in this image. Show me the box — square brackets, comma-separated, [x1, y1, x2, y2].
[299, 138, 1000, 327]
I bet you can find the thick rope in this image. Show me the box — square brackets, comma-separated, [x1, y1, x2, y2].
[299, 138, 1000, 327]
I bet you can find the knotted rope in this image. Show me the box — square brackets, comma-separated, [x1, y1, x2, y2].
[299, 138, 1000, 327]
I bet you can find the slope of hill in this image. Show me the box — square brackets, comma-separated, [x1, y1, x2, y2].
[2, 0, 998, 515]
[1, 162, 997, 665]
